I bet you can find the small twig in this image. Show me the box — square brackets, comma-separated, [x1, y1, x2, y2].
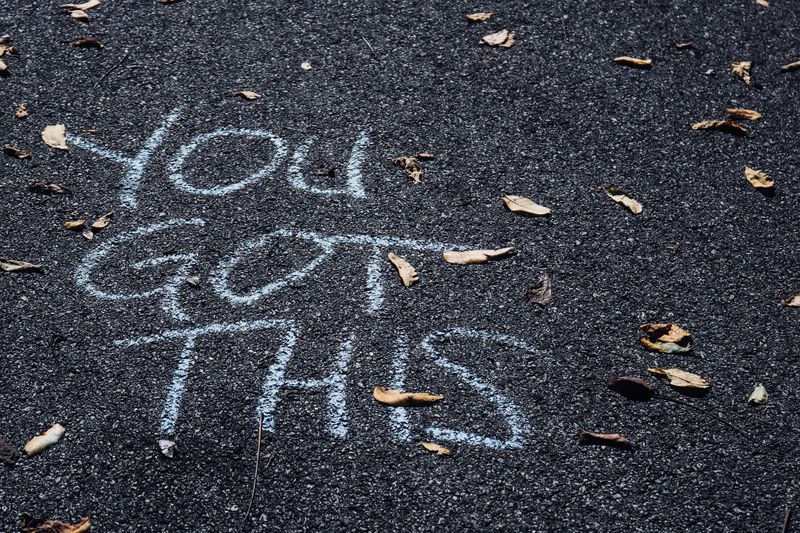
[243, 412, 264, 525]
[784, 504, 793, 533]
[94, 51, 130, 88]
[659, 396, 749, 438]
[361, 35, 376, 56]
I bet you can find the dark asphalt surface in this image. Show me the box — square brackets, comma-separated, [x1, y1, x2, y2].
[2, 0, 800, 531]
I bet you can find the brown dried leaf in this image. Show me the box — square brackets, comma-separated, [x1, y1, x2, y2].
[60, 0, 100, 9]
[42, 124, 69, 150]
[526, 273, 552, 305]
[15, 103, 28, 119]
[781, 294, 800, 307]
[19, 515, 91, 533]
[607, 376, 655, 401]
[388, 252, 418, 287]
[480, 29, 515, 48]
[577, 430, 633, 449]
[70, 10, 89, 21]
[373, 386, 443, 406]
[0, 257, 42, 272]
[442, 246, 516, 265]
[731, 60, 752, 85]
[690, 119, 747, 136]
[63, 219, 85, 230]
[0, 435, 19, 466]
[648, 367, 709, 390]
[234, 90, 262, 100]
[502, 194, 551, 216]
[68, 36, 103, 48]
[420, 442, 451, 456]
[90, 211, 114, 230]
[780, 60, 800, 72]
[604, 186, 642, 214]
[391, 156, 422, 183]
[726, 108, 761, 121]
[3, 145, 32, 159]
[30, 182, 70, 194]
[612, 56, 652, 68]
[744, 166, 774, 189]
[639, 323, 692, 353]
[24, 423, 65, 455]
[466, 12, 494, 22]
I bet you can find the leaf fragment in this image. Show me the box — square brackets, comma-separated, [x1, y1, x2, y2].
[480, 29, 515, 48]
[30, 182, 70, 194]
[391, 156, 422, 183]
[3, 144, 32, 159]
[420, 442, 451, 456]
[726, 108, 761, 121]
[23, 423, 65, 455]
[577, 430, 634, 449]
[0, 59, 7, 73]
[755, 0, 769, 7]
[612, 56, 652, 69]
[158, 439, 176, 458]
[747, 383, 768, 405]
[0, 257, 42, 272]
[90, 211, 114, 230]
[780, 60, 800, 73]
[234, 90, 262, 100]
[502, 194, 551, 216]
[15, 103, 28, 119]
[416, 152, 434, 160]
[64, 219, 86, 230]
[466, 12, 494, 22]
[68, 36, 103, 48]
[442, 246, 516, 265]
[186, 275, 201, 287]
[70, 10, 89, 21]
[42, 124, 69, 150]
[731, 60, 752, 85]
[604, 186, 642, 214]
[0, 435, 19, 466]
[82, 228, 94, 241]
[19, 515, 91, 533]
[300, 61, 312, 70]
[675, 42, 695, 49]
[639, 323, 692, 353]
[781, 294, 800, 307]
[59, 0, 100, 9]
[744, 166, 773, 189]
[648, 367, 709, 390]
[388, 252, 418, 287]
[607, 376, 655, 401]
[690, 119, 747, 136]
[526, 273, 552, 305]
[373, 386, 443, 406]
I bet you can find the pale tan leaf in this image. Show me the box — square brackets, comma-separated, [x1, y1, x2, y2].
[0, 257, 41, 272]
[755, 0, 769, 7]
[300, 61, 312, 70]
[502, 194, 551, 216]
[639, 323, 692, 353]
[691, 119, 747, 136]
[391, 156, 422, 183]
[373, 386, 443, 406]
[3, 144, 32, 159]
[82, 228, 94, 240]
[0, 59, 7, 72]
[23, 423, 65, 455]
[70, 10, 89, 20]
[60, 0, 100, 9]
[648, 367, 710, 389]
[42, 124, 69, 150]
[780, 60, 800, 72]
[577, 430, 633, 449]
[744, 166, 774, 189]
[612, 56, 652, 68]
[442, 246, 516, 265]
[388, 252, 418, 287]
[731, 60, 752, 85]
[90, 211, 114, 230]
[604, 186, 642, 214]
[15, 103, 28, 119]
[234, 90, 262, 100]
[726, 108, 761, 121]
[420, 441, 451, 455]
[466, 12, 494, 22]
[68, 36, 103, 48]
[781, 294, 800, 307]
[19, 515, 91, 533]
[63, 219, 85, 230]
[480, 29, 515, 48]
[747, 383, 768, 405]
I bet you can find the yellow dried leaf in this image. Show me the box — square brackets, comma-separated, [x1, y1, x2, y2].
[726, 108, 761, 121]
[19, 515, 91, 533]
[24, 423, 65, 455]
[373, 386, 443, 406]
[63, 219, 85, 230]
[639, 323, 692, 353]
[42, 124, 69, 150]
[15, 103, 28, 119]
[388, 252, 418, 287]
[234, 90, 262, 100]
[90, 211, 114, 230]
[0, 257, 41, 272]
[612, 56, 652, 68]
[744, 166, 773, 189]
[502, 194, 551, 216]
[648, 367, 710, 390]
[781, 294, 800, 307]
[70, 9, 89, 20]
[442, 246, 516, 265]
[691, 119, 747, 135]
[480, 29, 515, 48]
[731, 60, 752, 85]
[780, 60, 800, 72]
[420, 442, 451, 455]
[391, 156, 422, 183]
[604, 186, 642, 214]
[60, 0, 100, 9]
[466, 12, 494, 22]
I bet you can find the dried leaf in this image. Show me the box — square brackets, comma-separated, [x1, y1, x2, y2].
[42, 124, 69, 150]
[502, 194, 551, 216]
[90, 211, 113, 230]
[60, 0, 100, 9]
[691, 119, 747, 136]
[607, 376, 655, 401]
[300, 61, 312, 70]
[639, 323, 692, 353]
[675, 42, 695, 49]
[648, 367, 709, 390]
[80, 129, 97, 134]
[68, 36, 103, 48]
[420, 442, 451, 456]
[391, 156, 422, 183]
[577, 430, 634, 449]
[731, 60, 752, 85]
[744, 166, 774, 189]
[15, 103, 28, 119]
[612, 56, 652, 69]
[63, 220, 85, 230]
[780, 60, 800, 72]
[186, 276, 200, 287]
[726, 108, 761, 121]
[387, 252, 418, 287]
[604, 186, 642, 215]
[19, 515, 91, 533]
[70, 10, 89, 20]
[747, 383, 768, 405]
[0, 59, 7, 73]
[234, 90, 262, 100]
[416, 152, 434, 160]
[0, 435, 19, 466]
[82, 228, 94, 241]
[23, 423, 65, 455]
[781, 294, 800, 307]
[0, 257, 42, 272]
[3, 145, 32, 159]
[30, 182, 70, 194]
[158, 439, 176, 458]
[373, 386, 443, 406]
[466, 12, 494, 22]
[480, 29, 515, 48]
[442, 246, 516, 265]
[755, 0, 769, 7]
[526, 273, 552, 305]
[313, 165, 336, 177]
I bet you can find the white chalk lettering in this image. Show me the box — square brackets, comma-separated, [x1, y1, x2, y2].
[287, 132, 369, 198]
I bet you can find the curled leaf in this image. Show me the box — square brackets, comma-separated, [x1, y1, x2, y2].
[70, 10, 89, 20]
[0, 257, 42, 272]
[726, 108, 761, 121]
[755, 0, 769, 7]
[68, 36, 103, 48]
[59, 0, 100, 9]
[388, 252, 418, 287]
[3, 145, 32, 159]
[234, 90, 262, 100]
[466, 12, 494, 22]
[82, 228, 94, 241]
[15, 103, 28, 119]
[90, 211, 114, 230]
[604, 186, 642, 214]
[420, 442, 451, 456]
[19, 515, 91, 533]
[744, 166, 773, 189]
[480, 29, 515, 48]
[64, 220, 86, 230]
[691, 119, 747, 136]
[30, 182, 70, 194]
[608, 376, 655, 401]
[373, 386, 443, 406]
[391, 156, 422, 183]
[731, 60, 752, 85]
[158, 439, 176, 458]
[648, 367, 709, 390]
[780, 60, 800, 73]
[502, 194, 551, 216]
[612, 56, 652, 69]
[577, 430, 634, 449]
[639, 323, 692, 353]
[747, 383, 768, 405]
[42, 124, 69, 150]
[526, 273, 552, 305]
[781, 294, 800, 307]
[24, 423, 65, 455]
[442, 246, 516, 265]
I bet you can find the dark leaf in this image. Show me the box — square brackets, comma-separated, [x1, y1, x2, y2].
[3, 145, 32, 159]
[608, 376, 655, 401]
[29, 182, 71, 194]
[526, 273, 552, 305]
[68, 36, 103, 48]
